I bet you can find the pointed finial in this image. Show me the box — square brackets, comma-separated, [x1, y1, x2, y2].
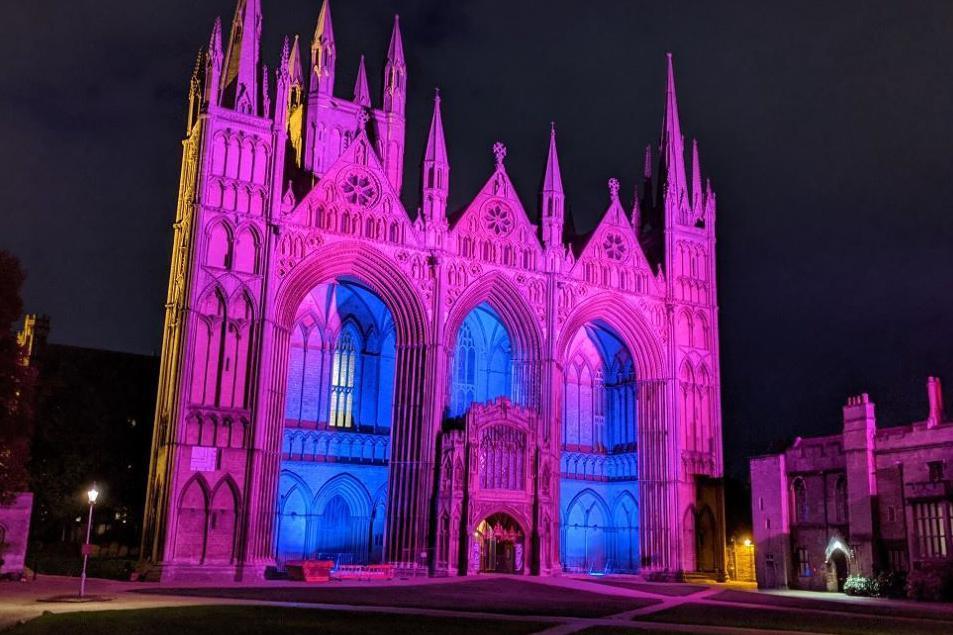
[542, 123, 563, 195]
[434, 86, 441, 103]
[691, 138, 702, 204]
[608, 178, 621, 202]
[210, 16, 224, 57]
[279, 35, 290, 74]
[387, 13, 405, 63]
[643, 144, 653, 179]
[493, 142, 507, 167]
[315, 0, 334, 45]
[354, 54, 371, 106]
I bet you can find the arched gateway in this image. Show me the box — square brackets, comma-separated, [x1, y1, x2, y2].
[139, 0, 726, 582]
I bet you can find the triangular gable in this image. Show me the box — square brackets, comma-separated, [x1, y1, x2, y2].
[450, 162, 543, 257]
[282, 127, 420, 248]
[571, 185, 659, 292]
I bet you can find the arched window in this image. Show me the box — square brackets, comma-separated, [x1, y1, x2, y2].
[834, 476, 848, 523]
[330, 329, 358, 428]
[793, 478, 808, 524]
[452, 323, 477, 416]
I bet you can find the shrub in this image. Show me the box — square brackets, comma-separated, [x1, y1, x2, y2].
[876, 570, 907, 599]
[843, 574, 879, 596]
[906, 562, 953, 602]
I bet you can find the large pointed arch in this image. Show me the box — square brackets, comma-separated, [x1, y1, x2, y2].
[445, 272, 543, 410]
[263, 242, 432, 564]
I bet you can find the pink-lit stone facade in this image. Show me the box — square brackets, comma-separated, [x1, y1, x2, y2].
[140, 0, 725, 581]
[751, 379, 953, 590]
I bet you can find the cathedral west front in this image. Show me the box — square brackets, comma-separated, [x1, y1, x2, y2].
[140, 0, 726, 582]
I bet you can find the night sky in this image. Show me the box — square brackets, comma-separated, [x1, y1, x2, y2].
[3, 1, 953, 477]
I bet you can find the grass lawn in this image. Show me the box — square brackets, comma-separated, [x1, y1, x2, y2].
[138, 578, 660, 617]
[7, 605, 549, 635]
[589, 578, 708, 597]
[640, 602, 953, 635]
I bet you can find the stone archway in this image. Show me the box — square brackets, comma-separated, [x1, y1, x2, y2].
[474, 513, 525, 574]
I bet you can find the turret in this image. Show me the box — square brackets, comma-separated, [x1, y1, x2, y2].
[541, 123, 565, 250]
[205, 18, 224, 108]
[274, 37, 291, 131]
[383, 15, 406, 115]
[421, 89, 449, 226]
[311, 0, 336, 96]
[220, 0, 262, 115]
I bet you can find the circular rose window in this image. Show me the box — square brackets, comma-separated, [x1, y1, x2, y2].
[483, 202, 514, 237]
[603, 232, 628, 261]
[338, 169, 379, 209]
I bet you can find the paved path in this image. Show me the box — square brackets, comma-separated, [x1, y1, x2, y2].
[2, 574, 953, 634]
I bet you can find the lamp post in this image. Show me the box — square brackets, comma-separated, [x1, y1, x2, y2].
[79, 483, 99, 598]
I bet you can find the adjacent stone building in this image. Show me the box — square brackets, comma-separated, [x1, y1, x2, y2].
[751, 378, 953, 590]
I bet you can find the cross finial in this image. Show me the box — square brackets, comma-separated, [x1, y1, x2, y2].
[608, 177, 620, 202]
[356, 107, 370, 130]
[493, 141, 507, 166]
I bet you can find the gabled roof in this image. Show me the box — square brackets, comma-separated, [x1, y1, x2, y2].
[570, 179, 653, 275]
[449, 145, 543, 254]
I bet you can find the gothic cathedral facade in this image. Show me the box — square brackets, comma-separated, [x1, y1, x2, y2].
[141, 0, 726, 581]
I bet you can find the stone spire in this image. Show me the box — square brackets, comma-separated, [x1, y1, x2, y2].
[205, 17, 224, 107]
[383, 15, 406, 114]
[421, 89, 449, 224]
[691, 138, 702, 213]
[541, 122, 565, 249]
[354, 55, 371, 107]
[288, 35, 303, 87]
[311, 0, 336, 95]
[221, 0, 262, 115]
[659, 53, 687, 204]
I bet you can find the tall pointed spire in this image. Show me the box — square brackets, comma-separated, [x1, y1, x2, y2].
[421, 89, 449, 225]
[221, 0, 262, 114]
[541, 122, 565, 249]
[660, 53, 687, 201]
[354, 55, 371, 107]
[383, 15, 406, 114]
[288, 35, 303, 87]
[205, 17, 224, 107]
[311, 0, 336, 95]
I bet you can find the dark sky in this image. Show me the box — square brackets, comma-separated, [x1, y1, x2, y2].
[3, 1, 953, 477]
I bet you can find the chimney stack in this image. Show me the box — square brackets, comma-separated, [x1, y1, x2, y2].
[927, 376, 944, 428]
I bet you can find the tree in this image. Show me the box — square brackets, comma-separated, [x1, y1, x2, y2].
[0, 250, 32, 503]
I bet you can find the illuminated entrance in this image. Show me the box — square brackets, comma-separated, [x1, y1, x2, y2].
[476, 514, 524, 574]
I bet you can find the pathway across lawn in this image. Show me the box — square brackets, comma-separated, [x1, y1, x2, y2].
[4, 574, 953, 634]
[135, 577, 662, 618]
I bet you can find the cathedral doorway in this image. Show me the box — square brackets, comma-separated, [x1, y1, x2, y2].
[476, 514, 524, 574]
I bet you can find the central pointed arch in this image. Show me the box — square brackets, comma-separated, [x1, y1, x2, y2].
[445, 272, 543, 411]
[262, 241, 432, 566]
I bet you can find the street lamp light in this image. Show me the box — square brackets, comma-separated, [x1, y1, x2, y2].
[79, 483, 99, 598]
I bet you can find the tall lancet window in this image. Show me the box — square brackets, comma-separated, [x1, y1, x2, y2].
[452, 324, 477, 416]
[330, 329, 358, 428]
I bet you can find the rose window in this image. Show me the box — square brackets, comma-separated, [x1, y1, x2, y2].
[603, 233, 627, 261]
[484, 203, 514, 236]
[339, 170, 378, 208]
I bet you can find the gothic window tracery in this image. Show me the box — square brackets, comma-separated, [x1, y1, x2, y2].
[479, 425, 526, 490]
[339, 169, 379, 209]
[330, 327, 359, 428]
[602, 232, 627, 262]
[484, 202, 514, 237]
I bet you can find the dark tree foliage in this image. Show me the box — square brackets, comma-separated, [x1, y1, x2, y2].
[0, 250, 32, 503]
